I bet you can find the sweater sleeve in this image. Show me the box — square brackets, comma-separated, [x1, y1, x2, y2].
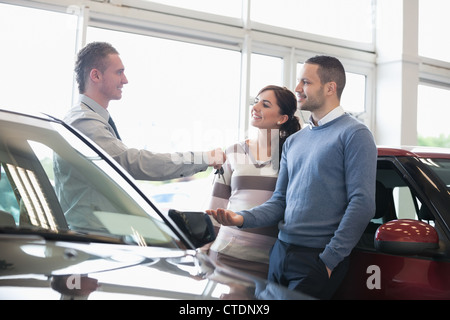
[319, 127, 377, 270]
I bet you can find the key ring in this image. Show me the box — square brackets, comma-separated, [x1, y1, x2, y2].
[214, 167, 226, 185]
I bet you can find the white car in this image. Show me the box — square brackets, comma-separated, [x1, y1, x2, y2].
[0, 109, 309, 301]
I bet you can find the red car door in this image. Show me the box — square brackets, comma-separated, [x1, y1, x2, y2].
[334, 248, 450, 299]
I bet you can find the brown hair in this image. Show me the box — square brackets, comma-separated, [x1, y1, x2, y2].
[257, 85, 301, 158]
[74, 42, 119, 93]
[305, 55, 346, 99]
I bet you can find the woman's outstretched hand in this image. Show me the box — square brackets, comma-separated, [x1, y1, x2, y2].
[206, 208, 244, 227]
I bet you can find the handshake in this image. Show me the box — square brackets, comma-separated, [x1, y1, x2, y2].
[205, 148, 226, 170]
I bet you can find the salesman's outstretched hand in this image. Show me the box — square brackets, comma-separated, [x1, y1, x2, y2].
[206, 208, 244, 227]
[206, 148, 226, 170]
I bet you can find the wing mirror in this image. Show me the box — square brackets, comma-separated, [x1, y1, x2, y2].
[374, 219, 439, 255]
[168, 209, 216, 248]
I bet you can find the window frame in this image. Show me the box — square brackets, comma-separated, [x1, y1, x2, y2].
[6, 0, 449, 145]
[2, 0, 376, 135]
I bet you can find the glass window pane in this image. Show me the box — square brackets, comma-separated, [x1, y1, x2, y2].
[142, 0, 242, 18]
[250, 54, 283, 98]
[86, 27, 241, 153]
[86, 28, 242, 211]
[417, 85, 450, 147]
[248, 54, 284, 136]
[341, 73, 366, 115]
[419, 0, 450, 62]
[251, 0, 373, 43]
[0, 4, 77, 118]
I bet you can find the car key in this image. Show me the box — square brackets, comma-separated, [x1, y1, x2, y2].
[213, 167, 225, 184]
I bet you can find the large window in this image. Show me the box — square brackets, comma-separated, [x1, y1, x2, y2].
[342, 73, 367, 116]
[10, 0, 450, 209]
[251, 0, 374, 44]
[417, 85, 450, 147]
[419, 0, 450, 62]
[0, 0, 375, 145]
[417, 0, 450, 147]
[245, 54, 284, 136]
[141, 0, 242, 18]
[86, 27, 241, 153]
[0, 3, 77, 118]
[250, 54, 283, 97]
[85, 27, 243, 210]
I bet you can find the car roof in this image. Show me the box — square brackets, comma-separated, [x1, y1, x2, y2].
[378, 146, 450, 159]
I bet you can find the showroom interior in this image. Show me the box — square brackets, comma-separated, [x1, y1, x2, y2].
[1, 0, 449, 209]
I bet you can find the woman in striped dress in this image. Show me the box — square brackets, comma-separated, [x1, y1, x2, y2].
[207, 85, 301, 279]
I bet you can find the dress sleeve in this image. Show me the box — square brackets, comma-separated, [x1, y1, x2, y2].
[207, 160, 232, 210]
[71, 115, 208, 181]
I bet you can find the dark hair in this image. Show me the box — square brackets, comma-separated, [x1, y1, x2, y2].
[257, 85, 301, 158]
[75, 42, 119, 93]
[305, 55, 346, 99]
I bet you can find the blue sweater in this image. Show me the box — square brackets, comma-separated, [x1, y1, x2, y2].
[240, 114, 377, 270]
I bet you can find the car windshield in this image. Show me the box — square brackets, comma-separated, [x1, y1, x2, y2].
[421, 158, 450, 190]
[0, 113, 181, 248]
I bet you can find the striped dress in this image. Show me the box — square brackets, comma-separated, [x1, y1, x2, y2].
[208, 141, 279, 278]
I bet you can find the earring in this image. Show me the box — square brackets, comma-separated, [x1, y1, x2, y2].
[277, 121, 281, 125]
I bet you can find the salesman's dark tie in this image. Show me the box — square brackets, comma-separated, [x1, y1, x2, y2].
[108, 116, 121, 140]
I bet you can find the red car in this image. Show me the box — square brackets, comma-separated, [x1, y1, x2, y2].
[334, 146, 450, 300]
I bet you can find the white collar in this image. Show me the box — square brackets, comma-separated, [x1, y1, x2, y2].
[308, 106, 345, 127]
[80, 94, 110, 120]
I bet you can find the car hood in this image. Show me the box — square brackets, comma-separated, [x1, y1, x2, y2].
[0, 234, 310, 300]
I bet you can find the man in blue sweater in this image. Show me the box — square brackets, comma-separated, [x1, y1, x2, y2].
[207, 55, 377, 299]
